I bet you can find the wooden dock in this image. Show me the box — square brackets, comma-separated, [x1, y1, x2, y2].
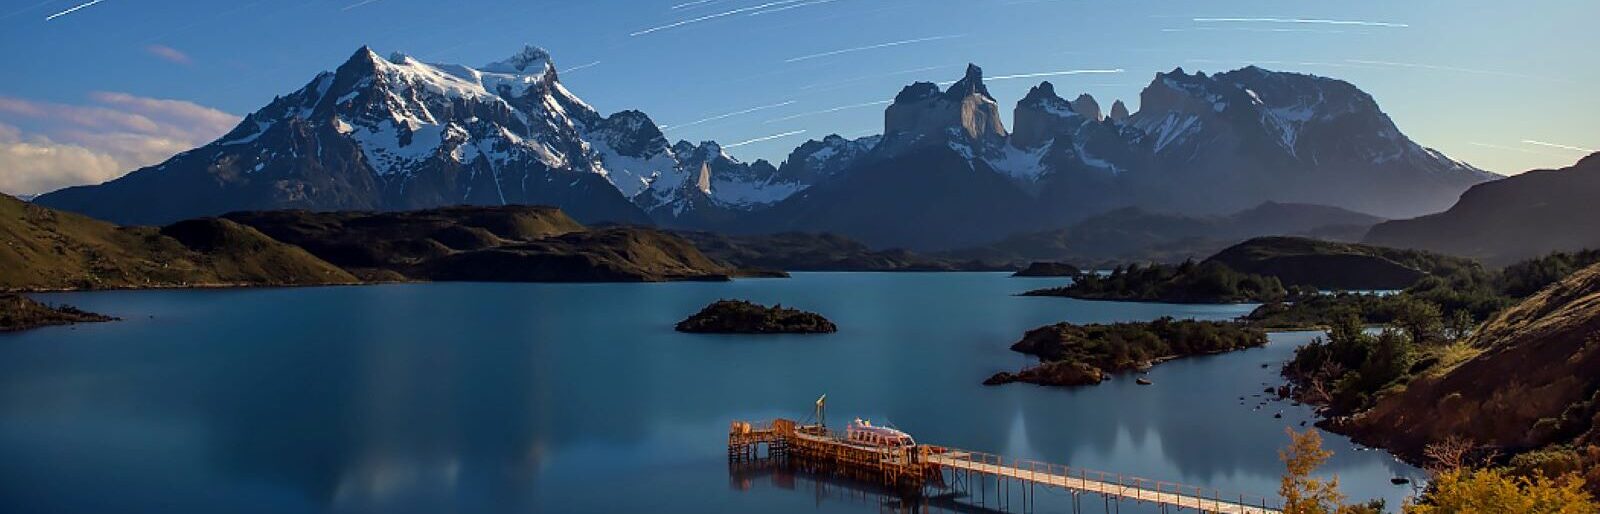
[730, 418, 1282, 514]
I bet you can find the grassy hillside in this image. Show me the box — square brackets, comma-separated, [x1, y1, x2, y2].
[1344, 261, 1600, 462]
[1206, 236, 1479, 290]
[0, 194, 355, 290]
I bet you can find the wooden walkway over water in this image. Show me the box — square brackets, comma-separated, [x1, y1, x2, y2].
[730, 418, 1281, 514]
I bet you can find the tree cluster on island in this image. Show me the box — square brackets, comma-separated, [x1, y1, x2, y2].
[984, 317, 1267, 387]
[1024, 259, 1312, 304]
[674, 300, 837, 334]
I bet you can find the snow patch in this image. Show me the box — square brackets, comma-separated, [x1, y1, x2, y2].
[1151, 114, 1200, 153]
[986, 140, 1052, 181]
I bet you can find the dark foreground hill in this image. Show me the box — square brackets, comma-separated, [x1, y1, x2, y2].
[1365, 153, 1600, 267]
[4, 194, 749, 289]
[947, 202, 1384, 266]
[1205, 237, 1479, 290]
[0, 193, 356, 290]
[224, 207, 741, 282]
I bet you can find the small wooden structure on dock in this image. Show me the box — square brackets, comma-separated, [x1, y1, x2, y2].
[729, 417, 1282, 514]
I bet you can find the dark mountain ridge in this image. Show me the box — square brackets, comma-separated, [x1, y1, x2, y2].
[945, 201, 1384, 266]
[1365, 152, 1600, 267]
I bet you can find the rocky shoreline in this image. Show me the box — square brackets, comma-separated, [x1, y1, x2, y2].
[1, 294, 116, 333]
[983, 318, 1267, 387]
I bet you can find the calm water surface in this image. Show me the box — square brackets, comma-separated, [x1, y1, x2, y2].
[0, 273, 1421, 513]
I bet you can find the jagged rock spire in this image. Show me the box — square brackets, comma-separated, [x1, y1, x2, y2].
[1109, 100, 1131, 122]
[946, 63, 992, 99]
[1071, 94, 1103, 122]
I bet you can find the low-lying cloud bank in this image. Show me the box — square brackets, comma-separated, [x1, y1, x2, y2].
[0, 92, 238, 197]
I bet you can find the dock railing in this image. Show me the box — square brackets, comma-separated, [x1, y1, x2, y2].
[925, 447, 1281, 513]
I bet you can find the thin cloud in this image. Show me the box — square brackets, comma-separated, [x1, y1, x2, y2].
[631, 0, 806, 36]
[662, 100, 796, 130]
[785, 34, 963, 63]
[1162, 27, 1361, 35]
[936, 68, 1125, 86]
[0, 93, 239, 195]
[341, 0, 380, 12]
[1345, 59, 1566, 83]
[763, 99, 889, 124]
[1185, 58, 1376, 70]
[671, 0, 721, 9]
[45, 0, 104, 21]
[748, 0, 840, 16]
[559, 61, 601, 75]
[798, 64, 955, 92]
[988, 69, 1125, 81]
[3, 0, 60, 21]
[1522, 140, 1595, 153]
[1468, 142, 1572, 159]
[145, 44, 193, 65]
[724, 129, 806, 148]
[1192, 17, 1409, 28]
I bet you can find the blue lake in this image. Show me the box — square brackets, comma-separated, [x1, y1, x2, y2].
[0, 273, 1422, 513]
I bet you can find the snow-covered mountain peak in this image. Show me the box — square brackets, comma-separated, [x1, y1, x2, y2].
[485, 45, 555, 75]
[774, 133, 880, 185]
[1018, 81, 1074, 116]
[1124, 64, 1496, 207]
[673, 140, 734, 164]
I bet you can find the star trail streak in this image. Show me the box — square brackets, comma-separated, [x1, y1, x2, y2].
[45, 0, 104, 21]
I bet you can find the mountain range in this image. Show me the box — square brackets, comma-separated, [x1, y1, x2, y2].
[34, 45, 1497, 251]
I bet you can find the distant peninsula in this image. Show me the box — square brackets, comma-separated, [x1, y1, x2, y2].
[984, 317, 1267, 387]
[672, 231, 1008, 272]
[1022, 261, 1303, 304]
[1011, 262, 1082, 277]
[675, 300, 837, 334]
[1, 294, 116, 333]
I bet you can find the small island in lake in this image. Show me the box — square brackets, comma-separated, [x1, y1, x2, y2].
[1011, 261, 1082, 277]
[984, 317, 1267, 387]
[675, 300, 837, 334]
[1, 294, 116, 333]
[1022, 260, 1307, 304]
